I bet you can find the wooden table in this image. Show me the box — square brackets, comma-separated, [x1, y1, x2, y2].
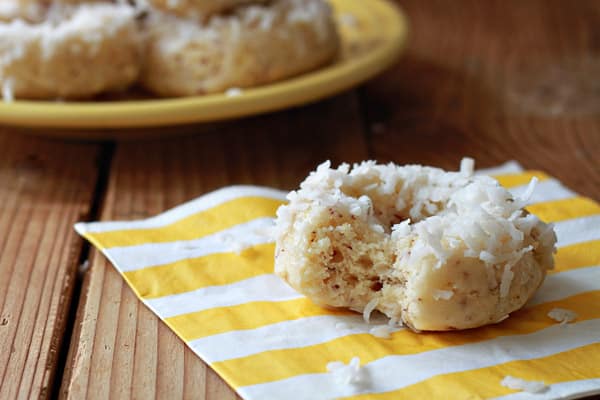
[1, 1, 599, 398]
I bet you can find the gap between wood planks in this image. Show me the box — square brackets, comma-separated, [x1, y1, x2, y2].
[51, 142, 115, 399]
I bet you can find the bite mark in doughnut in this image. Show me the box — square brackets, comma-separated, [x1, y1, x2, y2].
[274, 159, 557, 331]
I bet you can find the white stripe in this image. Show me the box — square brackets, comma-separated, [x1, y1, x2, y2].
[553, 215, 600, 248]
[191, 314, 402, 363]
[106, 217, 275, 272]
[477, 161, 524, 176]
[508, 179, 575, 205]
[74, 185, 287, 234]
[528, 265, 600, 307]
[239, 319, 600, 400]
[136, 214, 597, 320]
[190, 266, 600, 364]
[145, 274, 302, 319]
[103, 194, 594, 274]
[492, 378, 600, 400]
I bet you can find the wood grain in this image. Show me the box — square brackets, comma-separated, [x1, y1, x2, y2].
[363, 0, 600, 200]
[60, 93, 369, 399]
[0, 133, 100, 399]
[58, 1, 600, 398]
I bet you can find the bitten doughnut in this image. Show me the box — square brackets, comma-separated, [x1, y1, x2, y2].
[0, 2, 142, 100]
[139, 0, 339, 96]
[140, 0, 268, 21]
[274, 159, 557, 331]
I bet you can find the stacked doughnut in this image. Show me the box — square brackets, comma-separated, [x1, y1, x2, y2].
[139, 0, 340, 96]
[274, 159, 557, 331]
[0, 0, 340, 100]
[0, 0, 141, 99]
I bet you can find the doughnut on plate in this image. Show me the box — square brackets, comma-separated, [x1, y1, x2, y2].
[0, 0, 407, 136]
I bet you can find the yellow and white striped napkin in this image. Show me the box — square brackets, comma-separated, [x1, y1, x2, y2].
[75, 161, 600, 400]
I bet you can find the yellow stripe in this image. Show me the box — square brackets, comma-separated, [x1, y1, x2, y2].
[346, 342, 600, 399]
[494, 171, 549, 188]
[527, 196, 600, 223]
[160, 242, 599, 342]
[125, 243, 274, 299]
[166, 298, 351, 341]
[552, 240, 600, 273]
[86, 197, 284, 248]
[212, 291, 600, 387]
[153, 236, 597, 341]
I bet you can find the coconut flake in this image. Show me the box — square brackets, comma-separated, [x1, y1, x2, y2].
[369, 325, 392, 339]
[225, 87, 243, 97]
[327, 357, 362, 384]
[514, 177, 539, 208]
[2, 78, 14, 102]
[335, 321, 351, 330]
[495, 314, 509, 323]
[459, 157, 475, 177]
[338, 12, 357, 28]
[501, 375, 547, 393]
[499, 264, 515, 298]
[363, 298, 379, 324]
[547, 308, 578, 324]
[432, 289, 454, 301]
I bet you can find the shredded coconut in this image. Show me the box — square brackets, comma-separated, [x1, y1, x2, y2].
[327, 357, 362, 384]
[499, 264, 515, 298]
[338, 12, 358, 28]
[432, 289, 454, 301]
[78, 259, 90, 274]
[221, 234, 247, 255]
[547, 308, 578, 324]
[2, 77, 14, 102]
[460, 157, 475, 177]
[495, 314, 509, 323]
[501, 375, 547, 393]
[225, 87, 243, 97]
[363, 298, 379, 323]
[274, 158, 557, 331]
[514, 177, 539, 208]
[369, 325, 392, 339]
[335, 321, 351, 330]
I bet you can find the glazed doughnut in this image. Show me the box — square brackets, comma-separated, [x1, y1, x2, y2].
[140, 0, 268, 21]
[0, 2, 142, 99]
[274, 159, 557, 331]
[139, 0, 339, 96]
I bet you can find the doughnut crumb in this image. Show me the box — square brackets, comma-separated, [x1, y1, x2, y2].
[327, 357, 362, 384]
[547, 308, 578, 324]
[501, 375, 547, 393]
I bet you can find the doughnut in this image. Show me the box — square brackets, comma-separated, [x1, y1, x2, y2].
[139, 0, 340, 97]
[139, 0, 268, 21]
[0, 2, 142, 100]
[0, 0, 103, 22]
[274, 159, 557, 331]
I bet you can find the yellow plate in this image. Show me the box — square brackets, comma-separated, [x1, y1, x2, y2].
[0, 0, 408, 132]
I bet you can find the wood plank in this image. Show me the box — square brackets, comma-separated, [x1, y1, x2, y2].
[0, 132, 100, 399]
[60, 93, 369, 399]
[363, 0, 600, 200]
